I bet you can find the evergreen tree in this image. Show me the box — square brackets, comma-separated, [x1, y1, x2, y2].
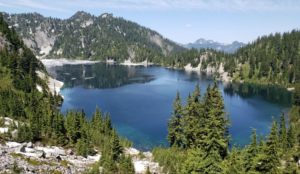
[227, 146, 243, 174]
[259, 134, 264, 153]
[279, 111, 287, 149]
[244, 128, 258, 172]
[198, 82, 231, 173]
[110, 128, 123, 161]
[181, 147, 202, 174]
[255, 118, 281, 173]
[167, 91, 183, 147]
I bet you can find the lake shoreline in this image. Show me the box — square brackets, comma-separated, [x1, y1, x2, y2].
[39, 59, 159, 173]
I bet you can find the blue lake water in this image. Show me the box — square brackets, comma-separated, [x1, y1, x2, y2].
[46, 63, 294, 151]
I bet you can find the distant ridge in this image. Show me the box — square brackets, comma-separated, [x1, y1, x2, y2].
[175, 38, 246, 53]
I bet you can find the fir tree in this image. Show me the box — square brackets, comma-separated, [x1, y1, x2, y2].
[259, 134, 264, 153]
[244, 128, 258, 172]
[279, 111, 287, 149]
[167, 91, 183, 147]
[198, 82, 231, 173]
[181, 147, 202, 174]
[228, 146, 243, 174]
[255, 117, 281, 173]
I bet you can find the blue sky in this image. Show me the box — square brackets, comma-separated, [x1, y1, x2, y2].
[1, 0, 300, 44]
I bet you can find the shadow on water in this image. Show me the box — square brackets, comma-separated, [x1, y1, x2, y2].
[222, 81, 293, 106]
[46, 63, 156, 89]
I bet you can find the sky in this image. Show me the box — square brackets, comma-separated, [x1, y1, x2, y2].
[0, 0, 300, 44]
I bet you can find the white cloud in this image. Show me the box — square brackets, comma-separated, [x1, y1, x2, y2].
[186, 24, 192, 27]
[1, 0, 300, 12]
[0, 2, 11, 7]
[1, 0, 72, 12]
[58, 0, 300, 11]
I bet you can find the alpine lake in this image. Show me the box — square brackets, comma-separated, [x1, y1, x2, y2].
[46, 63, 293, 151]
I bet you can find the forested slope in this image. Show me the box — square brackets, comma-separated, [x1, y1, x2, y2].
[152, 82, 300, 174]
[0, 13, 135, 173]
[3, 11, 186, 63]
[165, 30, 300, 87]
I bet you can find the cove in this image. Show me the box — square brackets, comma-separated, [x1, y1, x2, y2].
[46, 63, 294, 151]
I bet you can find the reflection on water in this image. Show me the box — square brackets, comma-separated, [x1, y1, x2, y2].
[46, 63, 156, 89]
[46, 63, 294, 151]
[223, 82, 293, 106]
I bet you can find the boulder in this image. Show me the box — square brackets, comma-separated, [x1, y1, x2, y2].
[36, 151, 44, 158]
[11, 130, 18, 138]
[66, 149, 74, 155]
[45, 152, 53, 158]
[27, 142, 33, 148]
[25, 147, 35, 153]
[15, 145, 25, 153]
[54, 149, 66, 156]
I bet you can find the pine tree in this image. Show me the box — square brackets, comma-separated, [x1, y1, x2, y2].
[279, 111, 287, 149]
[286, 125, 296, 148]
[259, 134, 264, 153]
[244, 128, 258, 172]
[119, 154, 135, 174]
[228, 146, 243, 174]
[181, 147, 202, 174]
[167, 91, 183, 147]
[198, 82, 231, 173]
[110, 128, 123, 161]
[181, 93, 194, 148]
[255, 117, 281, 173]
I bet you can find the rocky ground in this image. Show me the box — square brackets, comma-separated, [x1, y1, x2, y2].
[0, 141, 98, 173]
[0, 117, 162, 174]
[0, 140, 162, 174]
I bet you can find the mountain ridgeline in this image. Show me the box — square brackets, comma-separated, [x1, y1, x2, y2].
[3, 11, 186, 63]
[3, 11, 300, 87]
[176, 38, 246, 53]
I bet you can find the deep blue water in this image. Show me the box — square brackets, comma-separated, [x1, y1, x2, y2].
[46, 63, 293, 151]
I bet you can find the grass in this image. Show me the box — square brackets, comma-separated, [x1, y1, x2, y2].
[60, 160, 74, 167]
[25, 158, 41, 166]
[11, 152, 59, 167]
[85, 162, 97, 168]
[40, 170, 62, 174]
[11, 153, 24, 158]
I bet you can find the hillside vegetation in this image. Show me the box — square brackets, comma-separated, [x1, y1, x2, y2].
[0, 13, 135, 173]
[151, 82, 300, 174]
[165, 30, 300, 87]
[3, 11, 186, 63]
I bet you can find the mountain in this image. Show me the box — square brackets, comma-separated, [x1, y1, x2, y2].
[2, 11, 186, 63]
[176, 38, 246, 53]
